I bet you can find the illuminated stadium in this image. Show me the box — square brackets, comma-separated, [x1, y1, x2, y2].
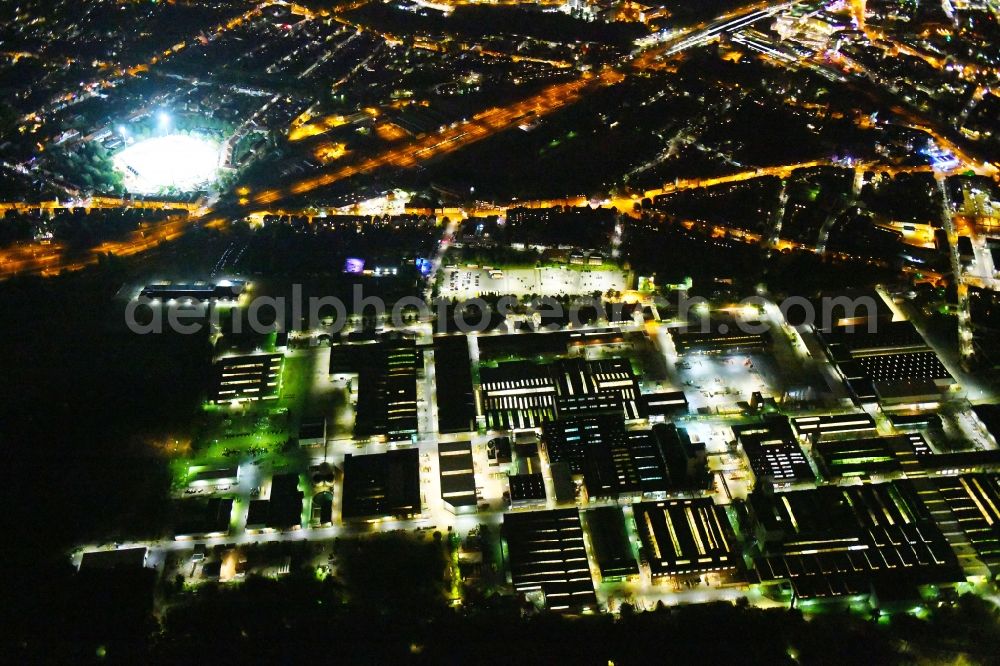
[113, 134, 223, 195]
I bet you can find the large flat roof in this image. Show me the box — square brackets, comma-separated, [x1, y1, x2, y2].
[734, 418, 813, 483]
[819, 320, 928, 356]
[210, 353, 283, 403]
[670, 326, 769, 355]
[543, 415, 671, 498]
[330, 339, 419, 440]
[931, 474, 1000, 577]
[585, 506, 639, 580]
[814, 437, 905, 479]
[634, 499, 737, 576]
[190, 466, 239, 485]
[433, 336, 476, 434]
[268, 473, 304, 528]
[140, 281, 244, 301]
[791, 412, 877, 438]
[80, 547, 148, 571]
[438, 440, 477, 511]
[641, 390, 689, 417]
[476, 331, 571, 359]
[814, 321, 955, 404]
[479, 357, 644, 430]
[751, 482, 962, 599]
[342, 448, 421, 520]
[174, 497, 233, 537]
[245, 474, 303, 529]
[503, 509, 596, 611]
[508, 473, 546, 503]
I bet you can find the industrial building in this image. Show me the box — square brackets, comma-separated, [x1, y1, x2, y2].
[433, 335, 476, 434]
[503, 509, 596, 611]
[210, 353, 283, 403]
[341, 448, 421, 520]
[749, 482, 962, 601]
[245, 473, 303, 530]
[815, 321, 954, 405]
[174, 497, 233, 538]
[633, 499, 738, 577]
[478, 357, 644, 430]
[438, 440, 478, 514]
[140, 280, 245, 302]
[790, 412, 877, 439]
[584, 506, 639, 581]
[734, 417, 814, 484]
[508, 473, 547, 508]
[670, 326, 770, 355]
[929, 474, 1000, 577]
[79, 547, 150, 572]
[330, 338, 420, 441]
[641, 390, 690, 419]
[543, 415, 672, 500]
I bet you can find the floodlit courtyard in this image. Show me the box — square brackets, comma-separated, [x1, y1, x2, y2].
[674, 354, 773, 412]
[113, 134, 222, 194]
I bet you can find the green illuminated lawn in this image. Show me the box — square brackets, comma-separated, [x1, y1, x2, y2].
[175, 352, 321, 483]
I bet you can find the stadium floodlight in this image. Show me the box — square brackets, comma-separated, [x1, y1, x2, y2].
[112, 134, 221, 194]
[157, 111, 172, 129]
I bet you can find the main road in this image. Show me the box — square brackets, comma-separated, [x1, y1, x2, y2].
[0, 157, 975, 279]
